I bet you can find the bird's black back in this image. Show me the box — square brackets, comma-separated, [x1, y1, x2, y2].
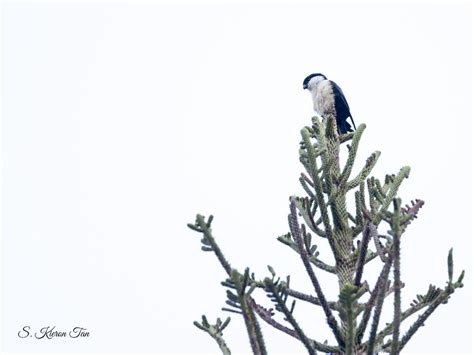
[330, 81, 355, 134]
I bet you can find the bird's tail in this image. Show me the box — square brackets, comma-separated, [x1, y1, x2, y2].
[340, 117, 355, 134]
[349, 115, 356, 131]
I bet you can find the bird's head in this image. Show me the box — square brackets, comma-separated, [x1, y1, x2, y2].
[303, 73, 327, 90]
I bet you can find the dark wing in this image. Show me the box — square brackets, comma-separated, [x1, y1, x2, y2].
[330, 81, 356, 134]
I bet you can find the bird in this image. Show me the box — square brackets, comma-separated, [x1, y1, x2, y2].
[303, 73, 356, 134]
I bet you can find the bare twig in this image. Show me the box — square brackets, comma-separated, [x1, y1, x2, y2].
[354, 222, 376, 286]
[249, 299, 339, 353]
[390, 199, 402, 355]
[263, 279, 316, 354]
[289, 202, 344, 346]
[194, 215, 232, 275]
[357, 253, 393, 345]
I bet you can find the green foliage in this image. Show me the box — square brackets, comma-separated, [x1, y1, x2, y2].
[187, 114, 464, 354]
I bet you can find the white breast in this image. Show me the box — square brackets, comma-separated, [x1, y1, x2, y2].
[311, 80, 335, 117]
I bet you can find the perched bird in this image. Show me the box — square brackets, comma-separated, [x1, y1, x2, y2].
[303, 73, 356, 134]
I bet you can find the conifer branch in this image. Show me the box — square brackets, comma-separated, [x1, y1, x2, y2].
[373, 231, 389, 262]
[339, 132, 355, 144]
[363, 249, 379, 266]
[397, 289, 452, 351]
[301, 127, 335, 247]
[230, 269, 267, 355]
[354, 190, 363, 227]
[311, 257, 336, 273]
[263, 278, 316, 354]
[301, 172, 315, 188]
[359, 181, 367, 213]
[354, 222, 376, 286]
[365, 253, 393, 353]
[299, 174, 315, 198]
[373, 284, 442, 345]
[286, 287, 338, 310]
[193, 316, 232, 355]
[340, 124, 366, 187]
[347, 151, 381, 190]
[315, 116, 339, 188]
[277, 233, 336, 273]
[289, 201, 344, 346]
[373, 166, 410, 225]
[390, 198, 402, 355]
[356, 253, 393, 344]
[374, 179, 386, 199]
[189, 214, 232, 275]
[252, 278, 338, 310]
[397, 253, 465, 352]
[291, 196, 323, 236]
[249, 299, 340, 353]
[189, 217, 267, 354]
[339, 284, 359, 354]
[189, 109, 464, 353]
[400, 198, 425, 231]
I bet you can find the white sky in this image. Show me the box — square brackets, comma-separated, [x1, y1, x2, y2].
[1, 1, 472, 354]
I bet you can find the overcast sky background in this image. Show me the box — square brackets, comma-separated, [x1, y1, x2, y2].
[2, 2, 472, 354]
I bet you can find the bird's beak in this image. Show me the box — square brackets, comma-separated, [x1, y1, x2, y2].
[303, 84, 308, 90]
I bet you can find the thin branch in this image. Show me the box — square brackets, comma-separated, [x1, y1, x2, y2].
[373, 295, 434, 345]
[194, 215, 232, 275]
[277, 233, 336, 273]
[347, 151, 381, 191]
[292, 196, 325, 237]
[340, 123, 366, 186]
[400, 198, 425, 231]
[354, 222, 376, 286]
[397, 267, 464, 352]
[253, 280, 338, 310]
[373, 231, 388, 262]
[357, 253, 393, 345]
[398, 289, 452, 351]
[339, 132, 355, 144]
[249, 299, 340, 353]
[264, 279, 316, 355]
[339, 284, 359, 355]
[401, 198, 424, 217]
[299, 174, 315, 198]
[231, 270, 267, 355]
[287, 287, 338, 310]
[366, 250, 394, 353]
[289, 202, 344, 347]
[190, 218, 265, 354]
[301, 128, 336, 250]
[385, 281, 404, 299]
[391, 199, 402, 355]
[372, 166, 411, 225]
[363, 249, 380, 266]
[193, 316, 232, 355]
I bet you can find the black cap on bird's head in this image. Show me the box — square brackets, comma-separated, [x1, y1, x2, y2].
[303, 73, 327, 89]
